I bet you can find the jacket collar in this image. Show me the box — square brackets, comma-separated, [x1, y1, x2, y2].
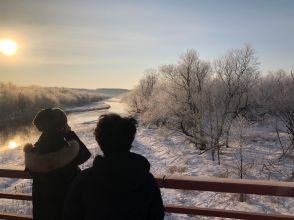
[24, 140, 79, 173]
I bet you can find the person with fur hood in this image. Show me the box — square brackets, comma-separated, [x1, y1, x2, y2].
[24, 108, 91, 220]
[63, 113, 165, 220]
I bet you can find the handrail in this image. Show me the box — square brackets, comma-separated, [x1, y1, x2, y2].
[0, 213, 32, 220]
[0, 167, 31, 179]
[164, 205, 294, 220]
[0, 167, 293, 220]
[1, 168, 293, 197]
[156, 174, 294, 197]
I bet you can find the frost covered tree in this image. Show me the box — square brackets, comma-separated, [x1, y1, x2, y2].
[204, 45, 259, 164]
[125, 45, 280, 165]
[0, 83, 105, 128]
[125, 69, 158, 113]
[230, 116, 254, 201]
[160, 49, 211, 150]
[265, 70, 294, 157]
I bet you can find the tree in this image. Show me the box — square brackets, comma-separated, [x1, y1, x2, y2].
[160, 49, 211, 150]
[125, 69, 158, 113]
[205, 45, 259, 164]
[268, 70, 294, 157]
[230, 116, 254, 202]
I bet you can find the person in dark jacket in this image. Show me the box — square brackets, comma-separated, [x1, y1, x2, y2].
[63, 113, 165, 220]
[24, 108, 91, 220]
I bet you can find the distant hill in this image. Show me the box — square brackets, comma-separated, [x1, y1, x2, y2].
[95, 88, 129, 97]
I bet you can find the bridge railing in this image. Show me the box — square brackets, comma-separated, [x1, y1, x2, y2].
[0, 167, 293, 220]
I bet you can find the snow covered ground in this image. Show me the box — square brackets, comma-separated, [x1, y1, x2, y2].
[134, 126, 293, 219]
[0, 98, 293, 219]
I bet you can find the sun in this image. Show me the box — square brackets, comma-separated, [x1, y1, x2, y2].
[0, 38, 18, 56]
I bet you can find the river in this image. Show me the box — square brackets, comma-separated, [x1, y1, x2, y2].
[68, 97, 128, 127]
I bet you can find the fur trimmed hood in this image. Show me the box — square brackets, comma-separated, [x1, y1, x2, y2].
[24, 140, 79, 173]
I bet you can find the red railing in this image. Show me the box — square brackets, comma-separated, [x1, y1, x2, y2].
[0, 167, 293, 220]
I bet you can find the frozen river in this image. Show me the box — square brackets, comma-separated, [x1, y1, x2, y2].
[68, 97, 128, 127]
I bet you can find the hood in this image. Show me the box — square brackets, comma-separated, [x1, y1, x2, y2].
[92, 152, 151, 192]
[24, 140, 79, 173]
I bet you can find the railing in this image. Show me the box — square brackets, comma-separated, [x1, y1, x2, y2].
[0, 167, 293, 220]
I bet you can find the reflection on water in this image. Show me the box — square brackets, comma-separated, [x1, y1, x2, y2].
[0, 128, 38, 153]
[105, 98, 129, 115]
[8, 141, 18, 150]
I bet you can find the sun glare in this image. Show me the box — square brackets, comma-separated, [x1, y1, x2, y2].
[8, 140, 18, 149]
[0, 38, 18, 56]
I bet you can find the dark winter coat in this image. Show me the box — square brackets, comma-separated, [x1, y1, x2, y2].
[63, 152, 165, 220]
[24, 131, 91, 220]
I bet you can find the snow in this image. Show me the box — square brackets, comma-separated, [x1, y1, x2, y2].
[133, 126, 293, 219]
[0, 98, 293, 219]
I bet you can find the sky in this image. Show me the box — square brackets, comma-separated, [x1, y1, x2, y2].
[0, 0, 293, 89]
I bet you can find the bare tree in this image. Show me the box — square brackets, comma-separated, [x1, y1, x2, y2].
[205, 45, 259, 164]
[230, 116, 254, 202]
[160, 49, 211, 150]
[124, 69, 158, 114]
[268, 70, 294, 157]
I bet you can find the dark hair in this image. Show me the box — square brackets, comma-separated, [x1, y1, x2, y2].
[33, 108, 67, 132]
[94, 113, 137, 155]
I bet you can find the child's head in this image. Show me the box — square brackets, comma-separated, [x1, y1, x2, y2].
[33, 108, 67, 132]
[94, 113, 137, 155]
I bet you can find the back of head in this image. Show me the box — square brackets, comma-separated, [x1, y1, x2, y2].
[33, 108, 67, 132]
[94, 113, 137, 155]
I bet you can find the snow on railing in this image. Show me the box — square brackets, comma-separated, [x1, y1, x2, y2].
[0, 167, 293, 220]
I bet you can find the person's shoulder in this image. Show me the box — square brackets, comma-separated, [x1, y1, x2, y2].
[130, 151, 147, 159]
[24, 140, 80, 173]
[129, 152, 150, 164]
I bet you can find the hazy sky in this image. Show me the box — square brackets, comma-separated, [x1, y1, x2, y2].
[0, 0, 293, 89]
